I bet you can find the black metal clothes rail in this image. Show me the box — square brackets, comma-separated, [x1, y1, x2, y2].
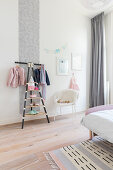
[15, 61, 43, 66]
[15, 61, 50, 129]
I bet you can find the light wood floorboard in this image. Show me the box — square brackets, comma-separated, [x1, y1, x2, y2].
[0, 113, 89, 170]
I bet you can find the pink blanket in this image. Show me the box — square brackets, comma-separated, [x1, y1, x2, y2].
[86, 105, 113, 115]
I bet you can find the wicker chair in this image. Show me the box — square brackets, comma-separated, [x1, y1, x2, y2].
[54, 89, 79, 121]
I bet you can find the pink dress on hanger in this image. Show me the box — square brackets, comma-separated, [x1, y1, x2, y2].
[69, 76, 79, 91]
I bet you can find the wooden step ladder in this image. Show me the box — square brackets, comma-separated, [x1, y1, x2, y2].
[15, 62, 50, 129]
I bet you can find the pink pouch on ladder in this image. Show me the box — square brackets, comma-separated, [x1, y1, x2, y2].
[28, 86, 35, 90]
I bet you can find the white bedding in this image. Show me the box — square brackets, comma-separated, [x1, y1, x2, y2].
[81, 109, 113, 143]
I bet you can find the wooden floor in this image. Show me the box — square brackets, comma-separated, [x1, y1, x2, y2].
[0, 113, 89, 170]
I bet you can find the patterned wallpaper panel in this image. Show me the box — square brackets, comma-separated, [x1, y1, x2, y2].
[19, 0, 40, 114]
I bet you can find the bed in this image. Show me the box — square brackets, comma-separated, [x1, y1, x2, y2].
[81, 105, 113, 143]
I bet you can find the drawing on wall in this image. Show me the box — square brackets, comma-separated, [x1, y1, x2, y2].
[71, 53, 82, 70]
[57, 57, 69, 75]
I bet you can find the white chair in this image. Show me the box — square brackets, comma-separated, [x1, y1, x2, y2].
[54, 89, 79, 121]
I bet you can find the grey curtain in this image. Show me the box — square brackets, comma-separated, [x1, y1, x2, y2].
[89, 13, 105, 108]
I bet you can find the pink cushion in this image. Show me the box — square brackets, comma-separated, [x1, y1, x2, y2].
[86, 105, 113, 115]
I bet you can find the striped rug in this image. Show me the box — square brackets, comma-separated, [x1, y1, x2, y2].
[45, 137, 113, 170]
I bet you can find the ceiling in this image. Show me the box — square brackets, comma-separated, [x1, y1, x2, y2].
[80, 0, 113, 10]
[75, 0, 113, 18]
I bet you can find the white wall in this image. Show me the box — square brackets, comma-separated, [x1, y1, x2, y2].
[0, 0, 91, 125]
[40, 0, 91, 115]
[0, 0, 20, 125]
[105, 12, 113, 104]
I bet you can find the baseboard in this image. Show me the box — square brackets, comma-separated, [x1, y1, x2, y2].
[0, 111, 85, 126]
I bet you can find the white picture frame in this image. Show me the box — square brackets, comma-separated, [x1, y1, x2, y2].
[71, 54, 82, 70]
[57, 57, 69, 75]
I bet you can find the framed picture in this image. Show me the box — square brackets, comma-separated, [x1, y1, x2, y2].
[57, 57, 69, 75]
[71, 54, 82, 70]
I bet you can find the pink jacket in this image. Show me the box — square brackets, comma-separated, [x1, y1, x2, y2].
[7, 67, 26, 88]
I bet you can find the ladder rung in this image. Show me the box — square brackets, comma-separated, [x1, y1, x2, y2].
[26, 105, 45, 108]
[28, 90, 41, 92]
[26, 97, 42, 100]
[22, 112, 47, 117]
[25, 112, 45, 116]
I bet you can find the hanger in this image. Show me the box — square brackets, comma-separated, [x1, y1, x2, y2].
[37, 64, 44, 70]
[72, 72, 76, 80]
[72, 72, 75, 76]
[37, 65, 41, 70]
[15, 65, 20, 68]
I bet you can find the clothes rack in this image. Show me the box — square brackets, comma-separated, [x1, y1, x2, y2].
[15, 61, 50, 129]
